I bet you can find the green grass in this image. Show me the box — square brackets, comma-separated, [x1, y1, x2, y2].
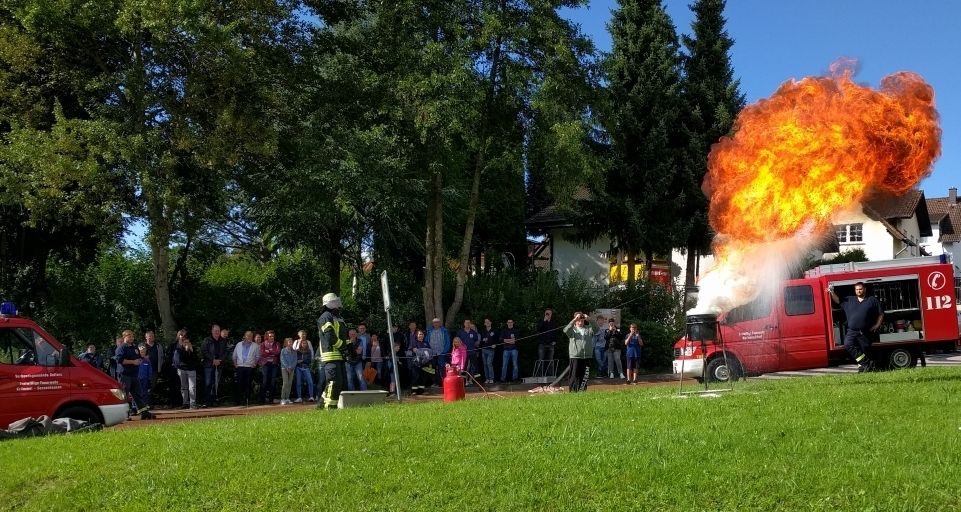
[2, 369, 961, 511]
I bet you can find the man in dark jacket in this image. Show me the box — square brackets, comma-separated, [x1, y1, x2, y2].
[536, 308, 558, 365]
[117, 330, 147, 414]
[78, 344, 103, 371]
[478, 318, 499, 384]
[604, 319, 625, 379]
[201, 324, 226, 407]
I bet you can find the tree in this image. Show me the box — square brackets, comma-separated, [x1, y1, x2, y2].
[282, 1, 597, 329]
[599, 0, 688, 286]
[1, 1, 300, 340]
[0, 3, 126, 302]
[444, 0, 601, 327]
[679, 0, 744, 288]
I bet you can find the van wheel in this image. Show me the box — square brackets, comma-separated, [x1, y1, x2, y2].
[55, 405, 101, 424]
[888, 348, 915, 370]
[705, 357, 739, 383]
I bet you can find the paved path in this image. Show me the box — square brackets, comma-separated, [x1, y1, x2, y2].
[748, 352, 961, 380]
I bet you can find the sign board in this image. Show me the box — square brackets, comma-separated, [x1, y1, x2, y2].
[381, 271, 391, 311]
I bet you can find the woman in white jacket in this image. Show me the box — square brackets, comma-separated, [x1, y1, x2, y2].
[233, 331, 261, 406]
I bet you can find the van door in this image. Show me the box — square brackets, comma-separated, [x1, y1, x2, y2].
[722, 295, 780, 374]
[778, 284, 830, 370]
[0, 326, 67, 428]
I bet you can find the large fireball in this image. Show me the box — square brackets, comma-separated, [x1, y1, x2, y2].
[694, 60, 941, 314]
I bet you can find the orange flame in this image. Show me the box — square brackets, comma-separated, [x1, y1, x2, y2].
[704, 60, 941, 245]
[694, 60, 941, 314]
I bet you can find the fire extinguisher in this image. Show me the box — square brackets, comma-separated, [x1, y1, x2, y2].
[443, 366, 466, 402]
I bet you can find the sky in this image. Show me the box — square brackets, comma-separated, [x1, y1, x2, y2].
[562, 0, 960, 199]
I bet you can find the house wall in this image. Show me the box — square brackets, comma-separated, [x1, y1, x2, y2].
[548, 231, 715, 288]
[945, 242, 961, 269]
[924, 223, 943, 255]
[895, 213, 922, 257]
[829, 209, 892, 261]
[551, 229, 610, 286]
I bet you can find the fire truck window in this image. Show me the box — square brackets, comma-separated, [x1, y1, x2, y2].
[725, 296, 773, 324]
[31, 330, 60, 366]
[0, 329, 18, 365]
[0, 328, 40, 365]
[784, 285, 815, 316]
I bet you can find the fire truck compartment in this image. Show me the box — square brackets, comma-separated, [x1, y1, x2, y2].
[829, 274, 925, 343]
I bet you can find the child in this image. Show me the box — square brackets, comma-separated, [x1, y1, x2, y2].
[279, 337, 297, 405]
[624, 323, 643, 384]
[370, 334, 383, 385]
[449, 336, 467, 372]
[137, 344, 152, 408]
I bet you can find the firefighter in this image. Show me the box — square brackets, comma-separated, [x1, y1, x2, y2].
[317, 292, 351, 409]
[828, 282, 884, 372]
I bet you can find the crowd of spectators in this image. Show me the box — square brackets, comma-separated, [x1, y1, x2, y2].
[79, 307, 647, 411]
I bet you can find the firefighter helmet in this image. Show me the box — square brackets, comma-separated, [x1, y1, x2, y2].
[322, 292, 342, 310]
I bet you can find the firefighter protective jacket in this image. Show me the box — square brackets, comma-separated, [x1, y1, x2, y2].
[317, 310, 349, 362]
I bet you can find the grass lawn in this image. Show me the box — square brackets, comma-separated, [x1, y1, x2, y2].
[2, 368, 961, 511]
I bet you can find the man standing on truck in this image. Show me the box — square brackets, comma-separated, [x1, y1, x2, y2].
[828, 282, 884, 372]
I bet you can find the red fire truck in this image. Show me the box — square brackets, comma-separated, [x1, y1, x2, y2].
[0, 301, 129, 428]
[673, 256, 960, 382]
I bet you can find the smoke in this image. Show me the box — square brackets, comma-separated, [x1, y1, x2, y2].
[690, 226, 819, 315]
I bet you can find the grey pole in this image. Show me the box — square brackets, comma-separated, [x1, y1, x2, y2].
[382, 271, 402, 402]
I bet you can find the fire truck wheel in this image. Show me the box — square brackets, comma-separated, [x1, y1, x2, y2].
[55, 405, 101, 424]
[887, 348, 916, 370]
[705, 357, 739, 383]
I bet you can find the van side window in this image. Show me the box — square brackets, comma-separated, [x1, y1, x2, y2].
[0, 328, 59, 366]
[725, 296, 773, 324]
[785, 285, 815, 316]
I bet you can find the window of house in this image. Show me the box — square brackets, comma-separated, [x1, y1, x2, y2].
[835, 223, 863, 243]
[956, 277, 961, 305]
[784, 285, 815, 316]
[848, 223, 863, 242]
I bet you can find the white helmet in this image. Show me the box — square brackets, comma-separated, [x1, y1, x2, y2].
[322, 292, 342, 310]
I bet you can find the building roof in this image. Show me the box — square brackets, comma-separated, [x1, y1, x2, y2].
[925, 189, 961, 243]
[865, 189, 923, 219]
[941, 207, 961, 243]
[927, 197, 953, 222]
[525, 186, 593, 231]
[863, 189, 932, 238]
[526, 205, 574, 230]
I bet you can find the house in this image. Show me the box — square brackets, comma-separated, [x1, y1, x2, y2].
[530, 187, 942, 289]
[526, 189, 709, 289]
[922, 187, 961, 264]
[526, 199, 614, 287]
[827, 189, 932, 261]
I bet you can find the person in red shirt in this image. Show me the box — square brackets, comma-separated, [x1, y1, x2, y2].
[258, 330, 281, 404]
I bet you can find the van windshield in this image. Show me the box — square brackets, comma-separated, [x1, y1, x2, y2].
[0, 327, 61, 367]
[724, 296, 774, 324]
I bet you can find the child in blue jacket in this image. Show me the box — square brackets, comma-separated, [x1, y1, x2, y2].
[138, 344, 153, 406]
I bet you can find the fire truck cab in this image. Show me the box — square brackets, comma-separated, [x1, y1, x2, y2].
[673, 256, 960, 382]
[0, 301, 128, 428]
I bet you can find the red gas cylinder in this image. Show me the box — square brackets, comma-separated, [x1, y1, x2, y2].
[443, 366, 466, 402]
